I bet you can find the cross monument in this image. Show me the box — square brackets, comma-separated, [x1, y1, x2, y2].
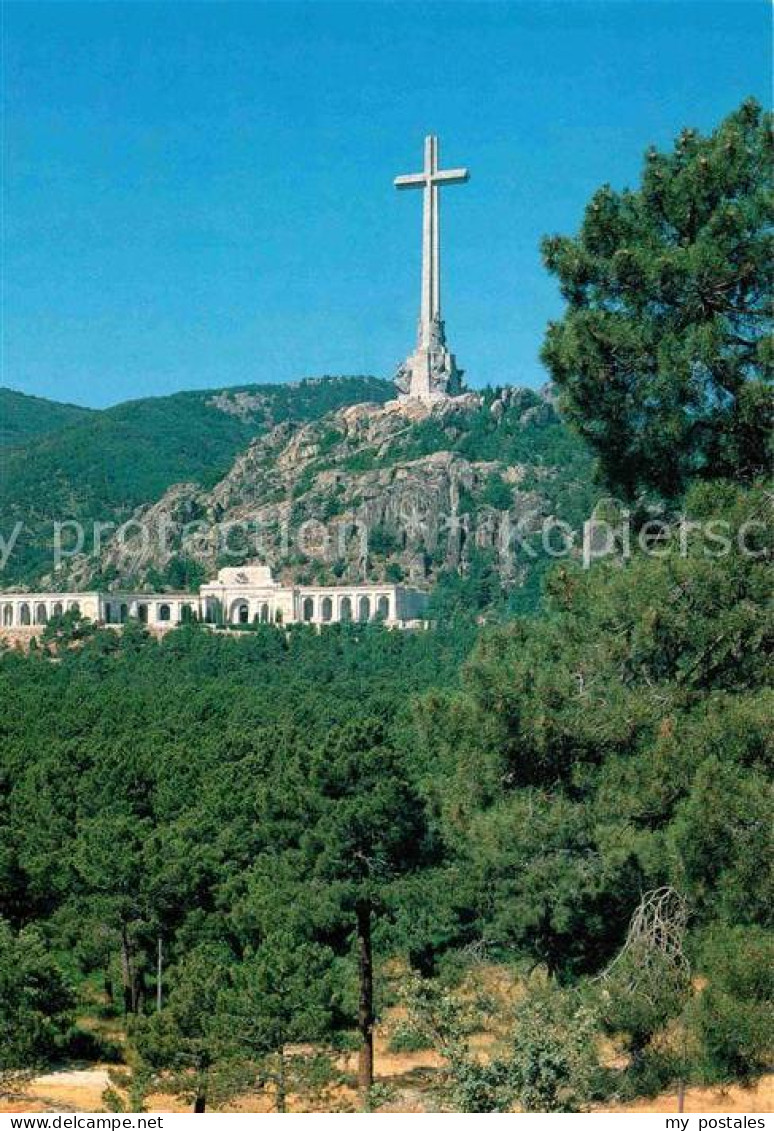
[394, 136, 469, 403]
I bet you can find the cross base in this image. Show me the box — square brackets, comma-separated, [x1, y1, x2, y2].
[394, 344, 464, 405]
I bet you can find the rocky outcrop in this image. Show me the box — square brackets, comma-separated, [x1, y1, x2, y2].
[57, 388, 590, 595]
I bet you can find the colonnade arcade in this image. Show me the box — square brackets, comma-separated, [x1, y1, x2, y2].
[0, 592, 396, 629]
[0, 594, 198, 629]
[2, 596, 85, 627]
[202, 598, 282, 626]
[200, 591, 394, 626]
[101, 596, 197, 626]
[298, 591, 392, 623]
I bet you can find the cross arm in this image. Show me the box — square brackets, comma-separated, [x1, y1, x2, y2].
[432, 168, 469, 185]
[394, 173, 427, 190]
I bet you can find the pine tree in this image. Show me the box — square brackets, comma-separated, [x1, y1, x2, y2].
[542, 98, 772, 498]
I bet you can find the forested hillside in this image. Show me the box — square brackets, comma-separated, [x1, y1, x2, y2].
[54, 386, 597, 619]
[2, 376, 597, 616]
[0, 377, 391, 584]
[0, 389, 94, 447]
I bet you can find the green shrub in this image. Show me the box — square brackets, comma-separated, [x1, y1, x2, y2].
[386, 1023, 433, 1054]
[63, 1025, 124, 1064]
[597, 949, 689, 1055]
[689, 926, 774, 1082]
[481, 473, 513, 511]
[615, 1048, 683, 1102]
[385, 562, 405, 584]
[507, 989, 600, 1112]
[368, 524, 401, 557]
[342, 450, 375, 473]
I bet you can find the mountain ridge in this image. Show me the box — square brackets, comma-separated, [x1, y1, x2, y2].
[0, 388, 95, 447]
[0, 376, 393, 583]
[47, 386, 598, 616]
[2, 378, 598, 615]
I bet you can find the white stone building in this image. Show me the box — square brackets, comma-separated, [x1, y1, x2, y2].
[0, 566, 428, 631]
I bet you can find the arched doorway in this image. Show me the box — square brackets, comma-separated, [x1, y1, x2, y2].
[358, 595, 371, 622]
[2, 604, 12, 626]
[19, 603, 30, 625]
[339, 596, 352, 622]
[35, 603, 48, 625]
[52, 602, 63, 618]
[180, 604, 193, 624]
[69, 601, 81, 615]
[231, 600, 249, 625]
[260, 602, 270, 623]
[321, 596, 333, 622]
[119, 603, 128, 623]
[158, 604, 171, 623]
[302, 597, 315, 622]
[136, 603, 148, 623]
[104, 603, 115, 624]
[376, 595, 390, 620]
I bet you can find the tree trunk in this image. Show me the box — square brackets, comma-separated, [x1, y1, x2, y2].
[356, 899, 374, 1107]
[119, 924, 133, 1015]
[276, 1046, 286, 1114]
[194, 1073, 207, 1114]
[136, 968, 147, 1014]
[156, 935, 163, 1012]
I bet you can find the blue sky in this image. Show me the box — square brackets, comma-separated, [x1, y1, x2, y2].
[4, 1, 770, 408]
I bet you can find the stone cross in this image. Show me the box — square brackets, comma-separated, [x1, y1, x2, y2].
[395, 135, 469, 352]
[393, 137, 469, 402]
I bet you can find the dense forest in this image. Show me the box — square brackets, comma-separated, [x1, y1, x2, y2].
[0, 100, 771, 1112]
[0, 390, 94, 448]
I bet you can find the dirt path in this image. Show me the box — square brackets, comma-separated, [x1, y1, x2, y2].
[2, 1068, 112, 1113]
[2, 1065, 771, 1114]
[609, 1074, 773, 1115]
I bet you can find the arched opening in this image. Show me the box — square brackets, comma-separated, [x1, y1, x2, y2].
[119, 603, 128, 623]
[358, 595, 371, 622]
[19, 603, 30, 626]
[260, 602, 270, 623]
[321, 596, 333, 622]
[302, 596, 315, 622]
[340, 596, 352, 622]
[230, 601, 249, 625]
[3, 604, 13, 626]
[158, 604, 171, 622]
[274, 608, 283, 624]
[69, 601, 81, 615]
[180, 604, 193, 624]
[35, 603, 48, 625]
[52, 602, 63, 618]
[136, 603, 148, 623]
[104, 604, 115, 624]
[376, 595, 390, 620]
